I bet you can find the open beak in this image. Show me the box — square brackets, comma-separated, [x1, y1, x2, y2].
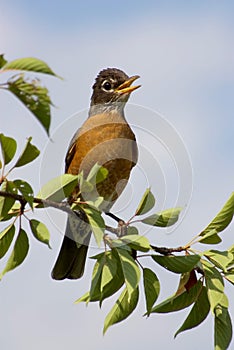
[115, 75, 141, 94]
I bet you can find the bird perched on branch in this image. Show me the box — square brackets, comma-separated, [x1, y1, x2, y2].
[52, 68, 140, 280]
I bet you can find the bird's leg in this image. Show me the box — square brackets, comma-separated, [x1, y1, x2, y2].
[105, 212, 127, 237]
[118, 220, 128, 237]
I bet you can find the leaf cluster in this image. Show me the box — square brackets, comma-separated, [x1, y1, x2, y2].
[74, 188, 234, 350]
[0, 54, 59, 135]
[1, 132, 234, 349]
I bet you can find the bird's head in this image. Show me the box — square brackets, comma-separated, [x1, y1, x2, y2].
[90, 68, 140, 109]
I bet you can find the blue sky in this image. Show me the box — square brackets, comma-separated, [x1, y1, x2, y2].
[0, 1, 234, 350]
[3, 1, 227, 28]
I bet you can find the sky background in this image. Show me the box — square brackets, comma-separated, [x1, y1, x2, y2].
[0, 1, 234, 349]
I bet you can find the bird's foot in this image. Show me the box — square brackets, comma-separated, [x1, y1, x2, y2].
[105, 212, 127, 237]
[117, 220, 127, 237]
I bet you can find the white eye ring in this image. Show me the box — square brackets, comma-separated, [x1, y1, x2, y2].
[101, 80, 114, 92]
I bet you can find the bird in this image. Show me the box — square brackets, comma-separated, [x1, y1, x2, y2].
[51, 68, 140, 280]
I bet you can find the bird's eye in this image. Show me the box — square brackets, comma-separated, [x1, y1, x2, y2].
[102, 80, 113, 91]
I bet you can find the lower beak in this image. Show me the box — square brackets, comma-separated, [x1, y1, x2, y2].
[116, 75, 141, 94]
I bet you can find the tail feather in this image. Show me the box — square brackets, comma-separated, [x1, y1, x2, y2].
[52, 213, 91, 280]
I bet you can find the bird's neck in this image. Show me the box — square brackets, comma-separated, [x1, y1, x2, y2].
[88, 102, 126, 119]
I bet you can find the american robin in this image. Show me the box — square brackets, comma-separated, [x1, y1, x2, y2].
[52, 68, 140, 280]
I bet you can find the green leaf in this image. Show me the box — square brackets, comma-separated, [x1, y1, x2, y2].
[151, 280, 203, 313]
[84, 206, 105, 247]
[219, 293, 229, 309]
[92, 196, 105, 209]
[14, 179, 34, 209]
[200, 193, 234, 237]
[175, 272, 192, 295]
[0, 223, 15, 258]
[90, 250, 124, 303]
[142, 207, 182, 227]
[120, 234, 151, 252]
[127, 226, 138, 235]
[77, 171, 93, 193]
[2, 57, 57, 76]
[228, 244, 234, 254]
[100, 251, 124, 302]
[96, 251, 118, 294]
[214, 306, 232, 350]
[199, 229, 222, 244]
[86, 164, 109, 185]
[7, 74, 52, 135]
[152, 254, 200, 274]
[76, 251, 124, 304]
[0, 133, 17, 165]
[79, 180, 94, 194]
[202, 259, 224, 312]
[0, 228, 29, 279]
[0, 181, 17, 220]
[29, 219, 51, 248]
[75, 291, 90, 304]
[227, 246, 234, 269]
[0, 54, 7, 68]
[14, 137, 40, 167]
[135, 188, 155, 215]
[0, 211, 19, 222]
[143, 268, 160, 316]
[204, 250, 233, 273]
[115, 248, 140, 301]
[224, 273, 234, 285]
[174, 286, 210, 337]
[82, 199, 103, 210]
[2, 202, 21, 221]
[77, 165, 108, 197]
[103, 287, 139, 334]
[37, 174, 78, 203]
[89, 253, 105, 301]
[111, 239, 132, 251]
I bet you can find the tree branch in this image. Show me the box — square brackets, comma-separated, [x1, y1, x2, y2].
[105, 225, 120, 235]
[0, 190, 73, 215]
[0, 190, 191, 257]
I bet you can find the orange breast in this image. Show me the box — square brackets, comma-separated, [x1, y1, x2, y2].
[67, 112, 138, 209]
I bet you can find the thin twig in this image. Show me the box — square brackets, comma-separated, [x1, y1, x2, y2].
[105, 212, 122, 223]
[150, 244, 189, 255]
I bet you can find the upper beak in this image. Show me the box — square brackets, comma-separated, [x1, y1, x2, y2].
[115, 75, 141, 94]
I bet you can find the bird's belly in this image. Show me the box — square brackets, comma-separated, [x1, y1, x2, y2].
[68, 121, 137, 209]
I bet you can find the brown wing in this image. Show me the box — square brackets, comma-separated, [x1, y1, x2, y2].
[65, 129, 80, 173]
[131, 133, 138, 167]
